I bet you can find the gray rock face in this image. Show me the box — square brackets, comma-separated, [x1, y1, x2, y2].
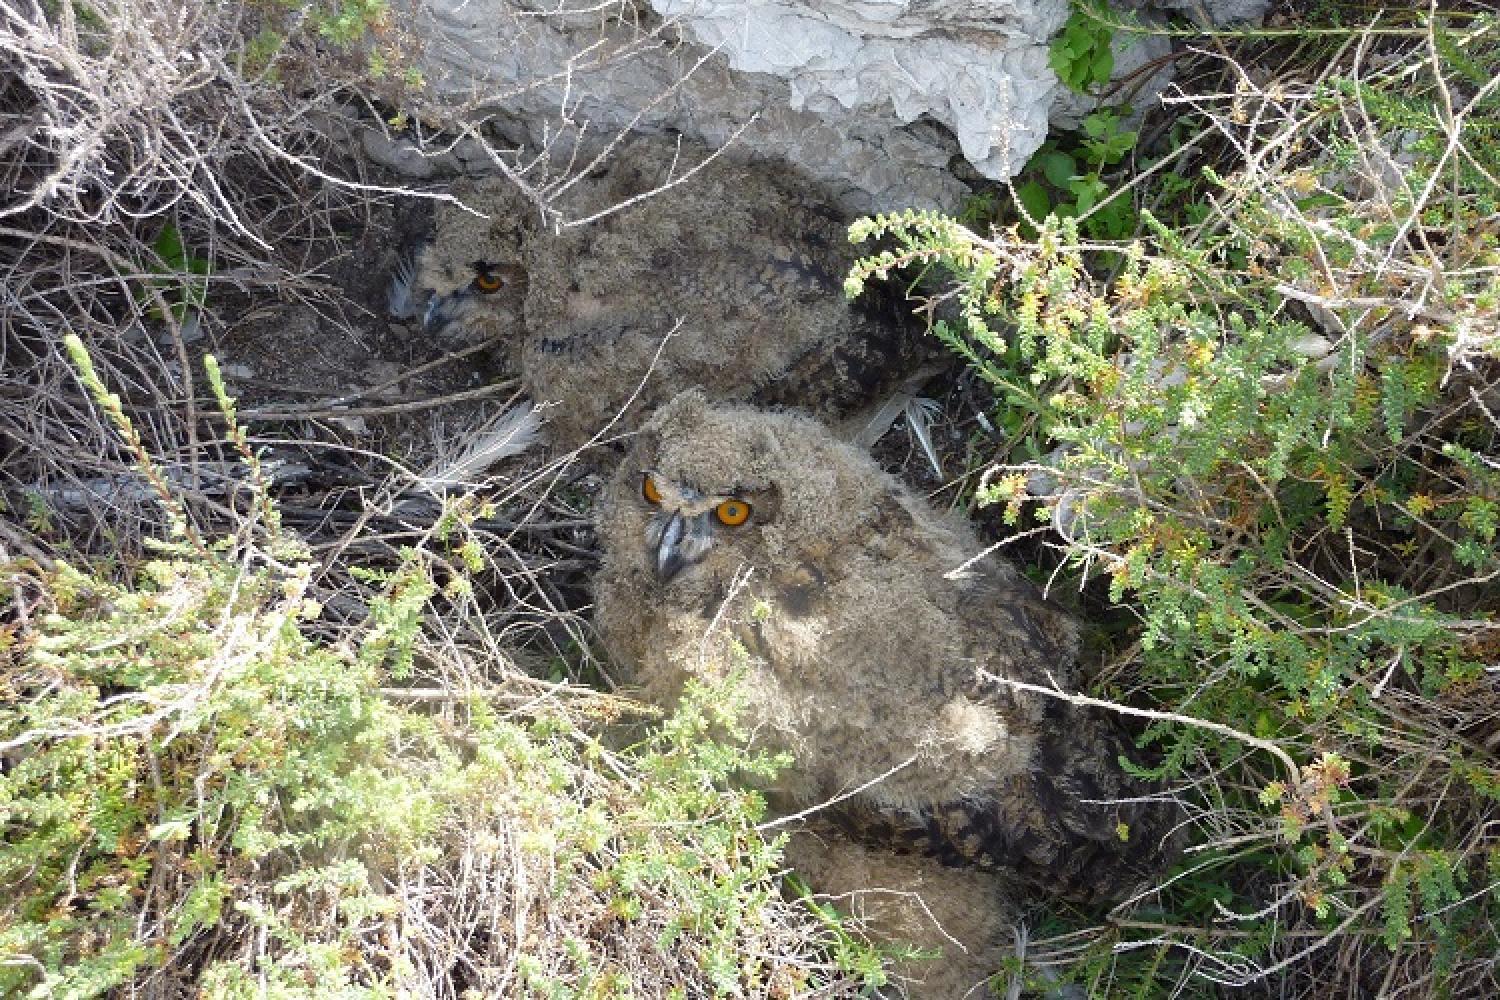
[647, 0, 1070, 188]
[405, 0, 976, 211]
[403, 0, 1262, 212]
[1147, 0, 1269, 24]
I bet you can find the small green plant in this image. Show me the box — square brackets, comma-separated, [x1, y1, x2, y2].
[1016, 109, 1139, 238]
[133, 224, 211, 322]
[242, 0, 414, 83]
[312, 0, 391, 46]
[845, 17, 1500, 989]
[240, 27, 286, 78]
[1050, 4, 1115, 94]
[953, 109, 1143, 241]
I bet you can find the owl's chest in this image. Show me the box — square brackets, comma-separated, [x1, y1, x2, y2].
[721, 573, 973, 719]
[730, 615, 1025, 807]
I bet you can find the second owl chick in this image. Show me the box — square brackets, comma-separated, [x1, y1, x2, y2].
[594, 390, 1181, 904]
[401, 137, 923, 451]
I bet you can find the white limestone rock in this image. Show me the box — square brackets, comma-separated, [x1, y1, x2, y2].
[648, 0, 1071, 185]
[405, 0, 1263, 211]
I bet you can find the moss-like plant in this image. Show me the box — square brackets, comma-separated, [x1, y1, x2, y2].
[0, 346, 885, 997]
[848, 13, 1500, 992]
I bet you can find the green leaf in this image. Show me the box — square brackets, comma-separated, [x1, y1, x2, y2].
[1041, 151, 1078, 187]
[1105, 131, 1137, 161]
[152, 225, 187, 270]
[1017, 181, 1052, 223]
[1091, 49, 1115, 87]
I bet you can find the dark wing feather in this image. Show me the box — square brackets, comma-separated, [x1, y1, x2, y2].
[833, 562, 1183, 903]
[832, 710, 1181, 902]
[747, 276, 926, 420]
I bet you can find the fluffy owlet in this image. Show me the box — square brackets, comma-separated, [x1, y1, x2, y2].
[594, 390, 1180, 904]
[394, 137, 922, 451]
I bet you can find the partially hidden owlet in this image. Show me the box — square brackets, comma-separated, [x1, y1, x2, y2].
[594, 390, 1181, 904]
[399, 137, 921, 450]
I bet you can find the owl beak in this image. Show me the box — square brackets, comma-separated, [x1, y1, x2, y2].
[654, 509, 711, 583]
[423, 291, 470, 332]
[655, 510, 689, 582]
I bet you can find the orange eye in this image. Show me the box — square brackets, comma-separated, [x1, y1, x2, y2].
[715, 499, 751, 526]
[642, 473, 663, 505]
[474, 270, 504, 293]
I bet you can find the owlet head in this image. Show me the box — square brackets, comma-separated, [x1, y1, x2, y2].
[403, 178, 531, 339]
[604, 390, 892, 587]
[419, 259, 526, 333]
[638, 467, 765, 582]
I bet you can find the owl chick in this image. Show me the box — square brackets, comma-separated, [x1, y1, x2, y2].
[594, 390, 1180, 904]
[399, 137, 921, 450]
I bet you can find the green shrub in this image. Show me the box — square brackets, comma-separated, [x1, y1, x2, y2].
[848, 13, 1500, 992]
[0, 347, 882, 997]
[1015, 110, 1140, 239]
[1050, 5, 1116, 95]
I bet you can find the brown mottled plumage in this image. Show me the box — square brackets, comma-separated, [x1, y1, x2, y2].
[594, 391, 1179, 905]
[784, 832, 1018, 998]
[407, 138, 921, 450]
